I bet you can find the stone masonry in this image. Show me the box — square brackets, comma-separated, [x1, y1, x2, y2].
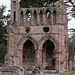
[6, 0, 68, 73]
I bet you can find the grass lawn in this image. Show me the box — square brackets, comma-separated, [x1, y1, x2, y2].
[60, 71, 75, 75]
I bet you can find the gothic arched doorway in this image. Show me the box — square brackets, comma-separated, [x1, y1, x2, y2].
[23, 40, 35, 70]
[42, 40, 55, 70]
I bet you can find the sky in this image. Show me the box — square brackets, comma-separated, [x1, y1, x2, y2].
[0, 0, 75, 29]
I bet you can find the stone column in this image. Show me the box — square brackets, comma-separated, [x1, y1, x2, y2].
[37, 14, 40, 25]
[25, 14, 28, 25]
[55, 50, 59, 72]
[51, 11, 53, 24]
[60, 13, 62, 24]
[18, 12, 20, 25]
[43, 13, 46, 25]
[42, 48, 46, 69]
[31, 14, 34, 25]
[23, 12, 25, 25]
[35, 49, 42, 66]
[7, 25, 14, 54]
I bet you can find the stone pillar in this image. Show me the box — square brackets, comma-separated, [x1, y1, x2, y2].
[31, 14, 34, 25]
[42, 48, 46, 69]
[69, 61, 73, 71]
[37, 14, 40, 25]
[43, 13, 46, 25]
[24, 12, 25, 25]
[25, 14, 27, 25]
[55, 50, 60, 72]
[56, 12, 59, 24]
[51, 12, 53, 24]
[19, 49, 23, 66]
[35, 49, 42, 66]
[18, 11, 20, 25]
[7, 25, 14, 53]
[60, 13, 62, 24]
[49, 13, 51, 24]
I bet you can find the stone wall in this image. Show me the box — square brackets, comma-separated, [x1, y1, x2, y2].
[5, 0, 69, 73]
[0, 72, 14, 75]
[69, 61, 75, 70]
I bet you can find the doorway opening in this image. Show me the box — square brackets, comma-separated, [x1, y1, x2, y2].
[42, 40, 55, 70]
[23, 40, 35, 70]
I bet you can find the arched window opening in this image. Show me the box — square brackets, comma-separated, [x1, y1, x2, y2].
[53, 10, 56, 24]
[40, 11, 43, 25]
[23, 40, 35, 62]
[46, 10, 51, 24]
[20, 11, 24, 25]
[42, 40, 55, 70]
[26, 11, 31, 22]
[33, 11, 37, 25]
[13, 12, 16, 22]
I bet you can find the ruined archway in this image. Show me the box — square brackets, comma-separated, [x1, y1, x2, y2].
[23, 40, 35, 62]
[42, 40, 55, 70]
[23, 40, 35, 70]
[17, 36, 37, 70]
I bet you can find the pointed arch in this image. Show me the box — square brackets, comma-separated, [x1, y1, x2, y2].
[23, 40, 35, 62]
[20, 11, 24, 25]
[45, 9, 51, 24]
[40, 10, 43, 24]
[33, 10, 37, 24]
[38, 35, 58, 49]
[53, 10, 56, 24]
[26, 10, 31, 22]
[18, 35, 38, 50]
[42, 39, 56, 70]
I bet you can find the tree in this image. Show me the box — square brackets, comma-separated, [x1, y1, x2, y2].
[0, 5, 10, 63]
[64, 0, 75, 18]
[20, 0, 58, 8]
[65, 0, 75, 61]
[68, 28, 75, 61]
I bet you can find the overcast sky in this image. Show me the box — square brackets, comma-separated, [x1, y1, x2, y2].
[0, 0, 75, 29]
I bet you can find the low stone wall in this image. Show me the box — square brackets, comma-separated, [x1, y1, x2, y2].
[0, 66, 25, 75]
[0, 72, 14, 75]
[44, 74, 59, 75]
[73, 61, 75, 70]
[0, 66, 59, 75]
[0, 72, 59, 75]
[69, 61, 75, 70]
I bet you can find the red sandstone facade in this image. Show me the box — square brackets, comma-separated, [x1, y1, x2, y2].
[7, 0, 68, 73]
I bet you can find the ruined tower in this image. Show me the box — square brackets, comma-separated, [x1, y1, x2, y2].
[6, 0, 68, 73]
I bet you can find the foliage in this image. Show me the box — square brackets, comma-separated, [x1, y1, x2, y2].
[65, 0, 75, 18]
[0, 44, 7, 63]
[20, 0, 58, 8]
[68, 28, 75, 61]
[0, 5, 9, 63]
[0, 5, 7, 45]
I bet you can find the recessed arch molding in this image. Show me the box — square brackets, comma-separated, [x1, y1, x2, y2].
[38, 34, 58, 50]
[17, 35, 38, 50]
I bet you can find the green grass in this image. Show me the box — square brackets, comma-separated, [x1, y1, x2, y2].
[60, 71, 75, 75]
